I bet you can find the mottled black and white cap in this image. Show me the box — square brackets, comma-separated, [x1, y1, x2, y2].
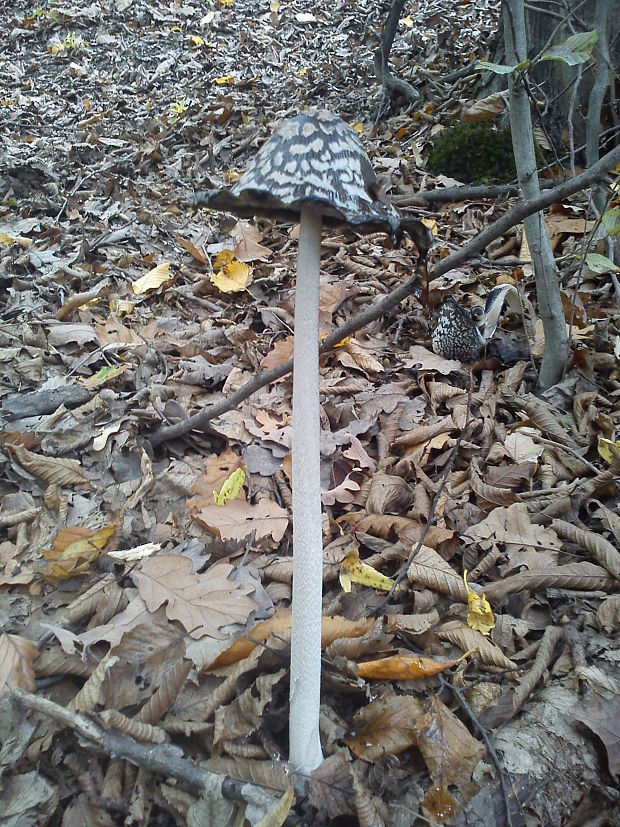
[190, 109, 432, 253]
[429, 285, 519, 362]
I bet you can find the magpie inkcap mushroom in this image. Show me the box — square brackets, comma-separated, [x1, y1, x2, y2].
[190, 109, 431, 775]
[429, 284, 519, 362]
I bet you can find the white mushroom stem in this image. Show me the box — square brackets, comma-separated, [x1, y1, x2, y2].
[289, 206, 324, 773]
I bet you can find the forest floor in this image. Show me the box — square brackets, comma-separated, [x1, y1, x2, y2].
[1, 0, 619, 825]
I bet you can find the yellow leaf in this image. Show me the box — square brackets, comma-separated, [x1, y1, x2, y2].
[218, 0, 235, 5]
[340, 551, 395, 593]
[598, 437, 620, 465]
[41, 524, 117, 582]
[132, 262, 172, 295]
[0, 232, 31, 248]
[350, 122, 364, 135]
[110, 298, 136, 316]
[213, 468, 246, 506]
[216, 75, 235, 85]
[401, 15, 414, 26]
[464, 571, 495, 636]
[211, 253, 252, 292]
[298, 68, 307, 77]
[190, 35, 204, 46]
[241, 111, 249, 125]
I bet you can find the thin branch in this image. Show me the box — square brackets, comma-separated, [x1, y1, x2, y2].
[439, 676, 515, 827]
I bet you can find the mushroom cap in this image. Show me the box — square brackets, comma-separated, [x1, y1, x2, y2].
[190, 110, 430, 248]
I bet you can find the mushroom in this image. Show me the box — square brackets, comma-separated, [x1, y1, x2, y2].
[190, 109, 431, 773]
[429, 284, 519, 361]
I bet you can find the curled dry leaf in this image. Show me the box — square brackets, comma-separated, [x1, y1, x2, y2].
[345, 695, 424, 761]
[213, 669, 286, 748]
[208, 610, 374, 670]
[483, 561, 614, 603]
[135, 555, 257, 640]
[350, 770, 387, 827]
[357, 652, 459, 680]
[365, 472, 414, 515]
[254, 785, 294, 827]
[6, 443, 89, 488]
[470, 458, 518, 507]
[551, 519, 620, 580]
[437, 620, 518, 670]
[98, 709, 168, 743]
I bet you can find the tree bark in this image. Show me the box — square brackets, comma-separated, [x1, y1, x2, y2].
[504, 0, 568, 388]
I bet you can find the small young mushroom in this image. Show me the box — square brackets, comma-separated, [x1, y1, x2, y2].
[190, 109, 431, 773]
[429, 284, 519, 362]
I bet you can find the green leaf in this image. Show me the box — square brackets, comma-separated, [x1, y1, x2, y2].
[540, 30, 598, 66]
[585, 253, 619, 274]
[591, 207, 620, 243]
[474, 60, 516, 75]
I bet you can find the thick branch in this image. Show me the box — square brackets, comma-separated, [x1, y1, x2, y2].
[373, 0, 420, 105]
[12, 688, 286, 807]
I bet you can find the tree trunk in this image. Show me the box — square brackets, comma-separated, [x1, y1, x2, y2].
[484, 0, 620, 153]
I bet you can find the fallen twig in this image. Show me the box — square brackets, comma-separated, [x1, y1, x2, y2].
[12, 688, 288, 809]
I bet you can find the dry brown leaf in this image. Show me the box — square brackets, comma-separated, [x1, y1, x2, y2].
[0, 633, 37, 695]
[384, 610, 440, 636]
[345, 695, 424, 761]
[230, 220, 273, 262]
[417, 695, 485, 786]
[506, 391, 574, 446]
[40, 523, 117, 582]
[350, 770, 387, 827]
[597, 595, 620, 634]
[322, 474, 361, 506]
[204, 756, 289, 794]
[98, 710, 168, 743]
[407, 545, 471, 602]
[255, 785, 295, 827]
[194, 498, 289, 543]
[6, 443, 89, 487]
[366, 472, 413, 515]
[393, 419, 454, 450]
[470, 458, 518, 507]
[308, 754, 355, 820]
[138, 656, 192, 724]
[436, 621, 518, 670]
[483, 561, 613, 603]
[187, 449, 247, 510]
[259, 336, 295, 371]
[135, 555, 257, 640]
[551, 519, 620, 580]
[68, 652, 118, 713]
[404, 345, 463, 375]
[213, 668, 286, 747]
[464, 503, 561, 571]
[339, 337, 384, 375]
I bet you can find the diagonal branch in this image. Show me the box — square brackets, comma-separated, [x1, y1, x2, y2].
[148, 143, 620, 448]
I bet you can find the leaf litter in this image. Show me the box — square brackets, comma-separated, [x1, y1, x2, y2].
[1, 0, 619, 824]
